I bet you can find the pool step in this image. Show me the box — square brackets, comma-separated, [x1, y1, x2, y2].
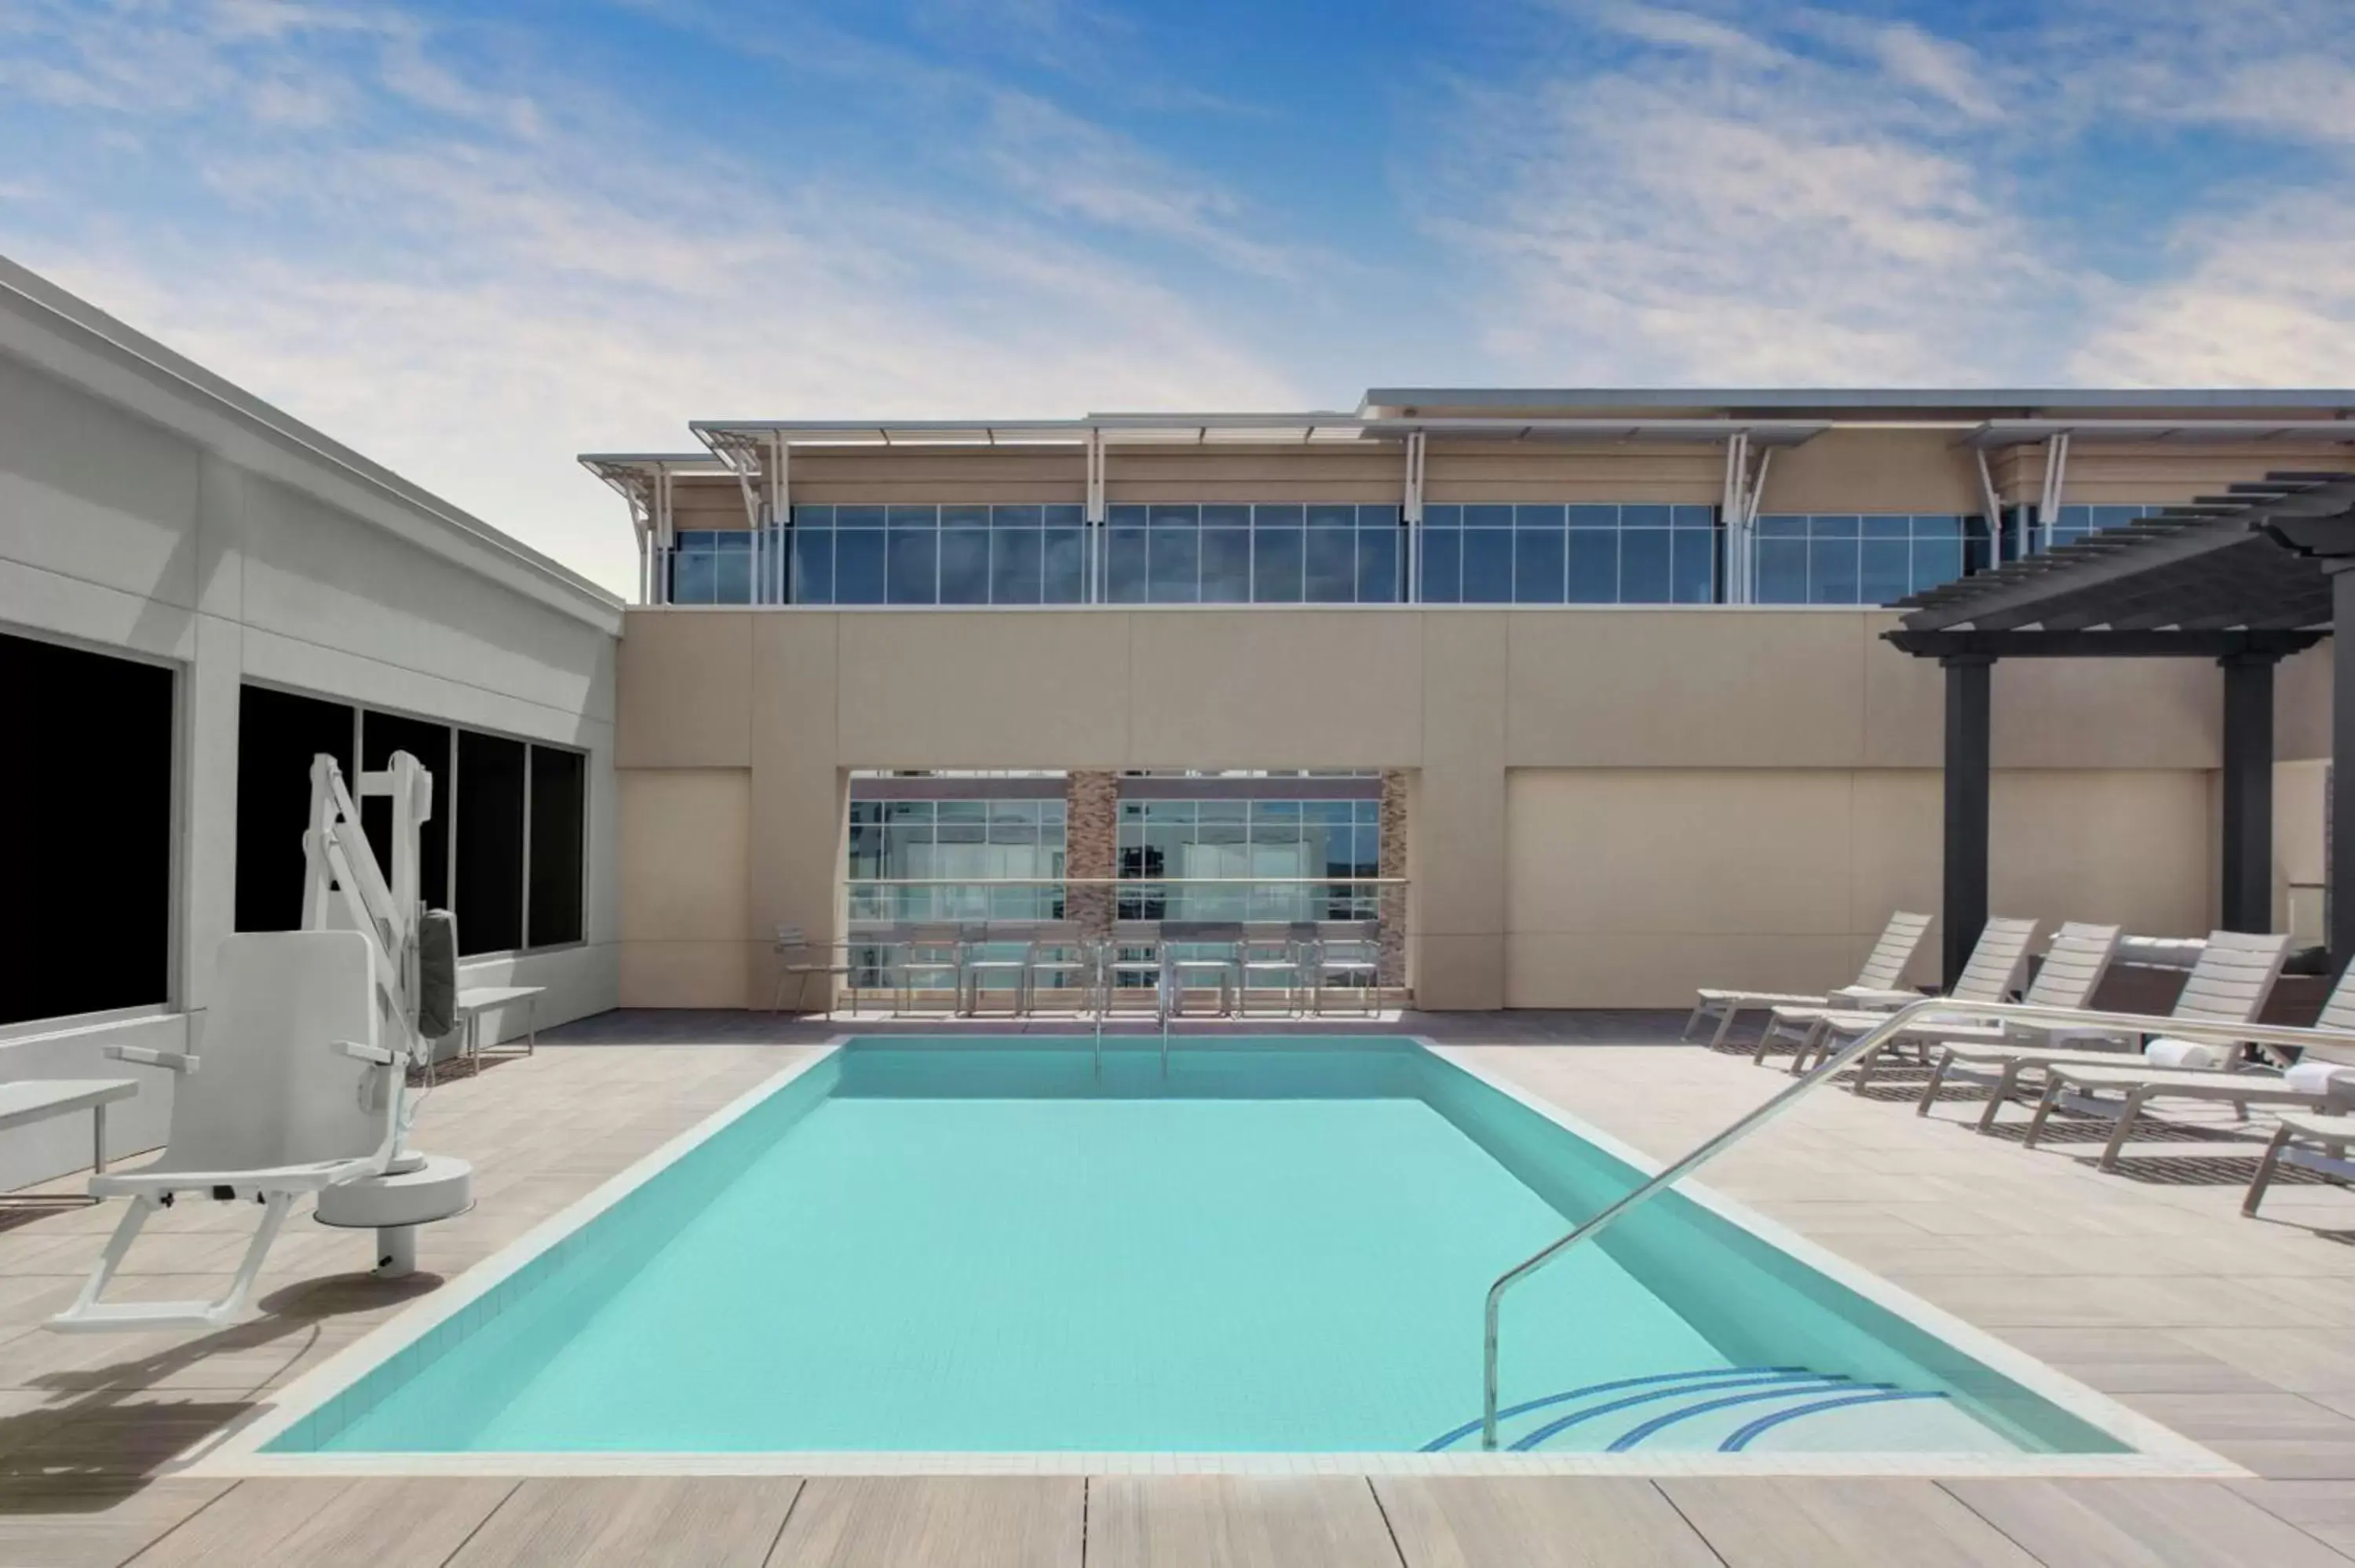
[1422, 1366, 1951, 1453]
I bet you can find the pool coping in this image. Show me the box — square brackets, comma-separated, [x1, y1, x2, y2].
[182, 1036, 2246, 1480]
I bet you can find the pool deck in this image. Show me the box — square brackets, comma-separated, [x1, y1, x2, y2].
[5, 1010, 2355, 1564]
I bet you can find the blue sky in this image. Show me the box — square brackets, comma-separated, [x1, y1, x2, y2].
[3, 0, 2353, 593]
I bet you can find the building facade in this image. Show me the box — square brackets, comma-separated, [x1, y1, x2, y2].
[595, 392, 2351, 1014]
[0, 260, 623, 1188]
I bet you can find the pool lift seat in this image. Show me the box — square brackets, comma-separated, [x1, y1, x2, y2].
[50, 753, 474, 1334]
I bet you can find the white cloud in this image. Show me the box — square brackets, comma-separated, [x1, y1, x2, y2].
[0, 0, 1305, 596]
[1425, 9, 2056, 382]
[977, 92, 1308, 279]
[2071, 199, 2355, 384]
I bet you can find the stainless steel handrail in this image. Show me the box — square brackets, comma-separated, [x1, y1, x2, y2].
[1478, 994, 2355, 1450]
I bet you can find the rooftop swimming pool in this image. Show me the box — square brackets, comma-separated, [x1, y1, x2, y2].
[228, 1038, 2224, 1473]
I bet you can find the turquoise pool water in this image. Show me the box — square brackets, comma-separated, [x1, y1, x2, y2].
[271, 1040, 2126, 1456]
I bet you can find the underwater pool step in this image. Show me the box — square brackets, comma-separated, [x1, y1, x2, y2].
[1423, 1366, 1952, 1453]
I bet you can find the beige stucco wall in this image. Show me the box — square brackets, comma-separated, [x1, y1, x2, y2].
[1500, 767, 2214, 1008]
[616, 605, 2249, 1010]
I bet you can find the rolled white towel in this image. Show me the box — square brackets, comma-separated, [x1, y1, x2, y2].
[2287, 1059, 2355, 1096]
[2144, 1037, 2236, 1070]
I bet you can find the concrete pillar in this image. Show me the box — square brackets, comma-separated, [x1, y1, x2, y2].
[2219, 651, 2278, 935]
[1064, 770, 1119, 941]
[1942, 655, 1993, 989]
[2333, 571, 2355, 971]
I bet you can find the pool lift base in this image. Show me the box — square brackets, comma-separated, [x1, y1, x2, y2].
[314, 1152, 474, 1277]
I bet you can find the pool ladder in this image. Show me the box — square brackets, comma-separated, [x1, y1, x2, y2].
[1086, 944, 1174, 1079]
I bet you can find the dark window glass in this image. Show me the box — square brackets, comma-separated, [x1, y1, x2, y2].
[836, 505, 885, 530]
[360, 710, 451, 909]
[671, 545, 716, 604]
[991, 529, 1042, 604]
[1423, 505, 1461, 531]
[1150, 504, 1198, 529]
[1200, 526, 1251, 602]
[1465, 504, 1513, 530]
[456, 731, 525, 956]
[1755, 514, 1806, 538]
[1420, 527, 1460, 602]
[791, 527, 833, 603]
[989, 504, 1040, 529]
[0, 635, 173, 1025]
[941, 505, 988, 530]
[1562, 530, 1612, 603]
[1619, 528, 1673, 602]
[1515, 504, 1566, 531]
[886, 527, 937, 604]
[1356, 525, 1400, 602]
[713, 536, 751, 603]
[1305, 527, 1355, 603]
[1809, 515, 1860, 538]
[1567, 505, 1616, 530]
[937, 528, 989, 604]
[1673, 528, 1716, 603]
[1860, 538, 1913, 605]
[527, 746, 585, 946]
[1252, 527, 1303, 602]
[1042, 504, 1085, 528]
[1915, 535, 1965, 592]
[1863, 514, 1911, 540]
[1809, 538, 1860, 603]
[1460, 528, 1513, 602]
[1517, 527, 1567, 603]
[1105, 527, 1148, 603]
[834, 531, 885, 603]
[1756, 538, 1808, 603]
[1673, 505, 1715, 530]
[1201, 504, 1249, 529]
[1306, 504, 1356, 531]
[1043, 529, 1087, 603]
[236, 684, 355, 934]
[1148, 522, 1200, 602]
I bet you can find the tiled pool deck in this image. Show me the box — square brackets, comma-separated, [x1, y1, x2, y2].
[5, 1010, 2355, 1564]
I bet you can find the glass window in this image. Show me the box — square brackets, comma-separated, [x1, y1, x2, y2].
[1043, 528, 1087, 603]
[0, 634, 173, 1026]
[1357, 522, 1400, 602]
[1672, 528, 1715, 603]
[834, 530, 885, 603]
[1419, 523, 1461, 603]
[886, 526, 937, 605]
[1149, 519, 1200, 602]
[1563, 529, 1613, 603]
[990, 528, 1042, 604]
[361, 710, 451, 909]
[938, 527, 989, 604]
[1516, 525, 1567, 603]
[1200, 523, 1251, 602]
[236, 684, 353, 935]
[1105, 526, 1148, 603]
[1809, 538, 1860, 603]
[1860, 538, 1911, 605]
[1461, 527, 1513, 603]
[1253, 523, 1303, 602]
[1305, 527, 1355, 603]
[527, 746, 586, 947]
[1757, 537, 1808, 603]
[670, 534, 717, 604]
[456, 730, 525, 955]
[1619, 527, 1673, 602]
[712, 534, 751, 603]
[792, 526, 833, 603]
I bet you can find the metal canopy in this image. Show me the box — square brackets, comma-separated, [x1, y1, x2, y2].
[1959, 419, 2355, 449]
[1893, 470, 2355, 642]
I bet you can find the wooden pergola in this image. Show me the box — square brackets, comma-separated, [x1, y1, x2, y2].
[1889, 471, 2355, 983]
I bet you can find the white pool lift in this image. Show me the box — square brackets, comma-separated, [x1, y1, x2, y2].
[50, 753, 474, 1333]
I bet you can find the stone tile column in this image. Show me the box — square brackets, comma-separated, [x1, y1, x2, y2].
[1378, 769, 1409, 990]
[1064, 770, 1119, 941]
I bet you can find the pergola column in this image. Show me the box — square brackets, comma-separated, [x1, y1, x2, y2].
[1941, 654, 1994, 989]
[2334, 569, 2355, 970]
[2218, 651, 2278, 934]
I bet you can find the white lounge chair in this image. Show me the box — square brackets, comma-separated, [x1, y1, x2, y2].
[2244, 1101, 2355, 1217]
[1752, 916, 2039, 1079]
[1685, 910, 1933, 1052]
[1920, 928, 2284, 1133]
[2026, 942, 2349, 1171]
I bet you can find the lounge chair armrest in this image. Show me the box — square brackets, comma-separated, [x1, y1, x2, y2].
[332, 1040, 398, 1067]
[105, 1045, 199, 1073]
